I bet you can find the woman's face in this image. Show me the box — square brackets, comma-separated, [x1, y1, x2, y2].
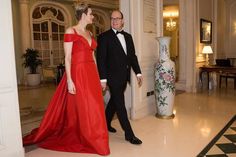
[85, 8, 94, 24]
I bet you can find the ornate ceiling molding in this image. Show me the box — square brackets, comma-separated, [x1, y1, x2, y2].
[19, 0, 29, 4]
[71, 0, 119, 9]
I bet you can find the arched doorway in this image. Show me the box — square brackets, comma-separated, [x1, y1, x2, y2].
[19, 2, 72, 135]
[31, 3, 70, 67]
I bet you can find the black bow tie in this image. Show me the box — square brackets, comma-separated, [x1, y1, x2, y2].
[116, 30, 124, 35]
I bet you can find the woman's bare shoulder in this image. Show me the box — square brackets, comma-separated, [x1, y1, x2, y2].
[65, 27, 74, 34]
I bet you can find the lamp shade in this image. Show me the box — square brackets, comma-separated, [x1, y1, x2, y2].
[202, 46, 213, 54]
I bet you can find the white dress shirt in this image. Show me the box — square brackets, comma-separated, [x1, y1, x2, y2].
[113, 28, 127, 55]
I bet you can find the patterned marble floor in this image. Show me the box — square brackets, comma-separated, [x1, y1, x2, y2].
[198, 116, 236, 157]
[20, 83, 236, 157]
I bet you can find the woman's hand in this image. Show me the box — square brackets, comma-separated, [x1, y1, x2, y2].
[67, 79, 76, 94]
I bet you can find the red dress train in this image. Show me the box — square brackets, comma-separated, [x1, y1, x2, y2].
[23, 32, 110, 156]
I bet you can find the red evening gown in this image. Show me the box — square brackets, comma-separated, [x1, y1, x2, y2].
[23, 30, 110, 156]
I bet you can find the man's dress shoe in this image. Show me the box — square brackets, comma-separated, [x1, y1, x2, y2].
[108, 126, 117, 133]
[125, 136, 142, 145]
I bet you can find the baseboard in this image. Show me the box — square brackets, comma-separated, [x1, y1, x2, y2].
[1, 147, 25, 157]
[175, 81, 186, 91]
[131, 103, 156, 120]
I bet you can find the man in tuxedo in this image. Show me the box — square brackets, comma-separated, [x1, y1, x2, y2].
[96, 10, 143, 145]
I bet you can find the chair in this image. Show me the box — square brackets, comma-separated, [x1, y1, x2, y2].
[42, 67, 57, 84]
[219, 72, 236, 89]
[216, 58, 236, 89]
[215, 59, 231, 67]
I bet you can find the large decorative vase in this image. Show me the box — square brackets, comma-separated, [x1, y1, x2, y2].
[155, 37, 175, 119]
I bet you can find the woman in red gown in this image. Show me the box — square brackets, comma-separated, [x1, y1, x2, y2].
[23, 3, 110, 156]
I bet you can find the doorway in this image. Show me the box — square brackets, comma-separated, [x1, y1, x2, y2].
[163, 1, 179, 81]
[16, 1, 118, 137]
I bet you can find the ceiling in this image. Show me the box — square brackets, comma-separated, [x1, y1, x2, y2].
[163, 0, 179, 6]
[163, 5, 179, 18]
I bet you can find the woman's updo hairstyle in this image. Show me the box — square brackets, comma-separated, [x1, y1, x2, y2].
[74, 2, 90, 21]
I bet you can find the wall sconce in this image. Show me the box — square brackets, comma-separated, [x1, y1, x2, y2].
[163, 7, 179, 32]
[166, 18, 177, 31]
[202, 46, 213, 65]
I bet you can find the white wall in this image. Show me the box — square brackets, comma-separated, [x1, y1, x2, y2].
[127, 0, 162, 119]
[216, 0, 226, 59]
[225, 0, 236, 58]
[0, 1, 24, 157]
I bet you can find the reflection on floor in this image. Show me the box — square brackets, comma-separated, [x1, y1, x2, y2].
[21, 82, 236, 157]
[18, 83, 56, 135]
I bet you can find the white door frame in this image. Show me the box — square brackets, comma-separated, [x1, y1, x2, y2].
[0, 1, 24, 157]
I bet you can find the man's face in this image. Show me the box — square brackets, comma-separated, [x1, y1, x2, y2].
[110, 11, 124, 31]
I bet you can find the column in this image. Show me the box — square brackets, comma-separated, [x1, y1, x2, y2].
[177, 0, 187, 90]
[19, 0, 31, 53]
[19, 0, 31, 85]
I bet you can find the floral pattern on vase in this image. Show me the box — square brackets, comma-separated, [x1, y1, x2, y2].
[155, 37, 175, 118]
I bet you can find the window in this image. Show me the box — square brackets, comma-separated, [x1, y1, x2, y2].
[32, 5, 66, 67]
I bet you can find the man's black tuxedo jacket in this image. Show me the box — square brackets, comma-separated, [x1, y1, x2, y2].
[96, 29, 141, 86]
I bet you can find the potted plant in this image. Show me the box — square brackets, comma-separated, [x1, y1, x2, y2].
[22, 48, 42, 86]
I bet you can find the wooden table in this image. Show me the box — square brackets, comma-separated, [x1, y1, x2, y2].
[199, 65, 236, 89]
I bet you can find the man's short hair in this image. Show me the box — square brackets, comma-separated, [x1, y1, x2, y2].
[111, 10, 123, 19]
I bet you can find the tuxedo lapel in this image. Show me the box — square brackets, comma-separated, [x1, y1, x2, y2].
[123, 33, 130, 55]
[109, 29, 127, 56]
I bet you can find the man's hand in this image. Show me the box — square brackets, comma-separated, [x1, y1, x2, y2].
[101, 82, 107, 91]
[137, 75, 143, 87]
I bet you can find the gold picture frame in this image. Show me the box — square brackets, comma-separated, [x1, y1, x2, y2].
[200, 19, 212, 44]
